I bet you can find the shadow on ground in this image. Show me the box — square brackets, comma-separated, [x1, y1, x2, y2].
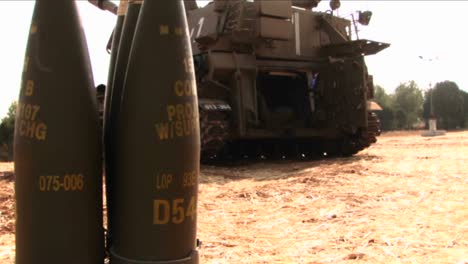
[201, 153, 380, 183]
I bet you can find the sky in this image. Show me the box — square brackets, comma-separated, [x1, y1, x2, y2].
[1, 1, 467, 118]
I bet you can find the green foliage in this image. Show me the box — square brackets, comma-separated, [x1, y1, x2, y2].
[463, 90, 468, 115]
[374, 85, 391, 108]
[423, 81, 465, 130]
[0, 101, 17, 161]
[392, 81, 423, 129]
[463, 90, 468, 127]
[373, 85, 395, 130]
[374, 80, 468, 131]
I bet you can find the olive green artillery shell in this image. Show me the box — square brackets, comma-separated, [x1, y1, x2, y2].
[103, 0, 129, 248]
[104, 1, 127, 128]
[109, 1, 200, 263]
[104, 0, 141, 250]
[106, 0, 142, 134]
[14, 1, 104, 264]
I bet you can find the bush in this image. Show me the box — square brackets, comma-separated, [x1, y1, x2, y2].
[0, 101, 17, 161]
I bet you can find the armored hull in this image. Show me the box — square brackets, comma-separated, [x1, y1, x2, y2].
[186, 0, 388, 161]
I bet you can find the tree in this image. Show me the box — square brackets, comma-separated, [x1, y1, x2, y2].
[461, 90, 468, 128]
[392, 81, 423, 129]
[373, 85, 395, 130]
[423, 81, 464, 130]
[0, 101, 17, 161]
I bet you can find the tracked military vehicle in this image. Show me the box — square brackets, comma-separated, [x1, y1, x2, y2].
[184, 0, 389, 161]
[93, 0, 389, 161]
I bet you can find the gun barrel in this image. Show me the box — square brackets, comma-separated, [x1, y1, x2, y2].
[88, 0, 118, 15]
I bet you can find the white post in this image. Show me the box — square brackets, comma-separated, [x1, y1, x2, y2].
[429, 118, 437, 132]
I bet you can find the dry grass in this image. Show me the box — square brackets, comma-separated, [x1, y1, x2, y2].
[0, 162, 14, 262]
[197, 131, 468, 263]
[1, 131, 467, 263]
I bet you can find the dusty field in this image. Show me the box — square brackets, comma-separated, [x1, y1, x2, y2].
[1, 131, 467, 263]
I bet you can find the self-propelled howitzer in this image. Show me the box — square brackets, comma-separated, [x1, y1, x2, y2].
[186, 0, 389, 161]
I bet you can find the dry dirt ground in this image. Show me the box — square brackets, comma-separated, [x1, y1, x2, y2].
[1, 131, 467, 263]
